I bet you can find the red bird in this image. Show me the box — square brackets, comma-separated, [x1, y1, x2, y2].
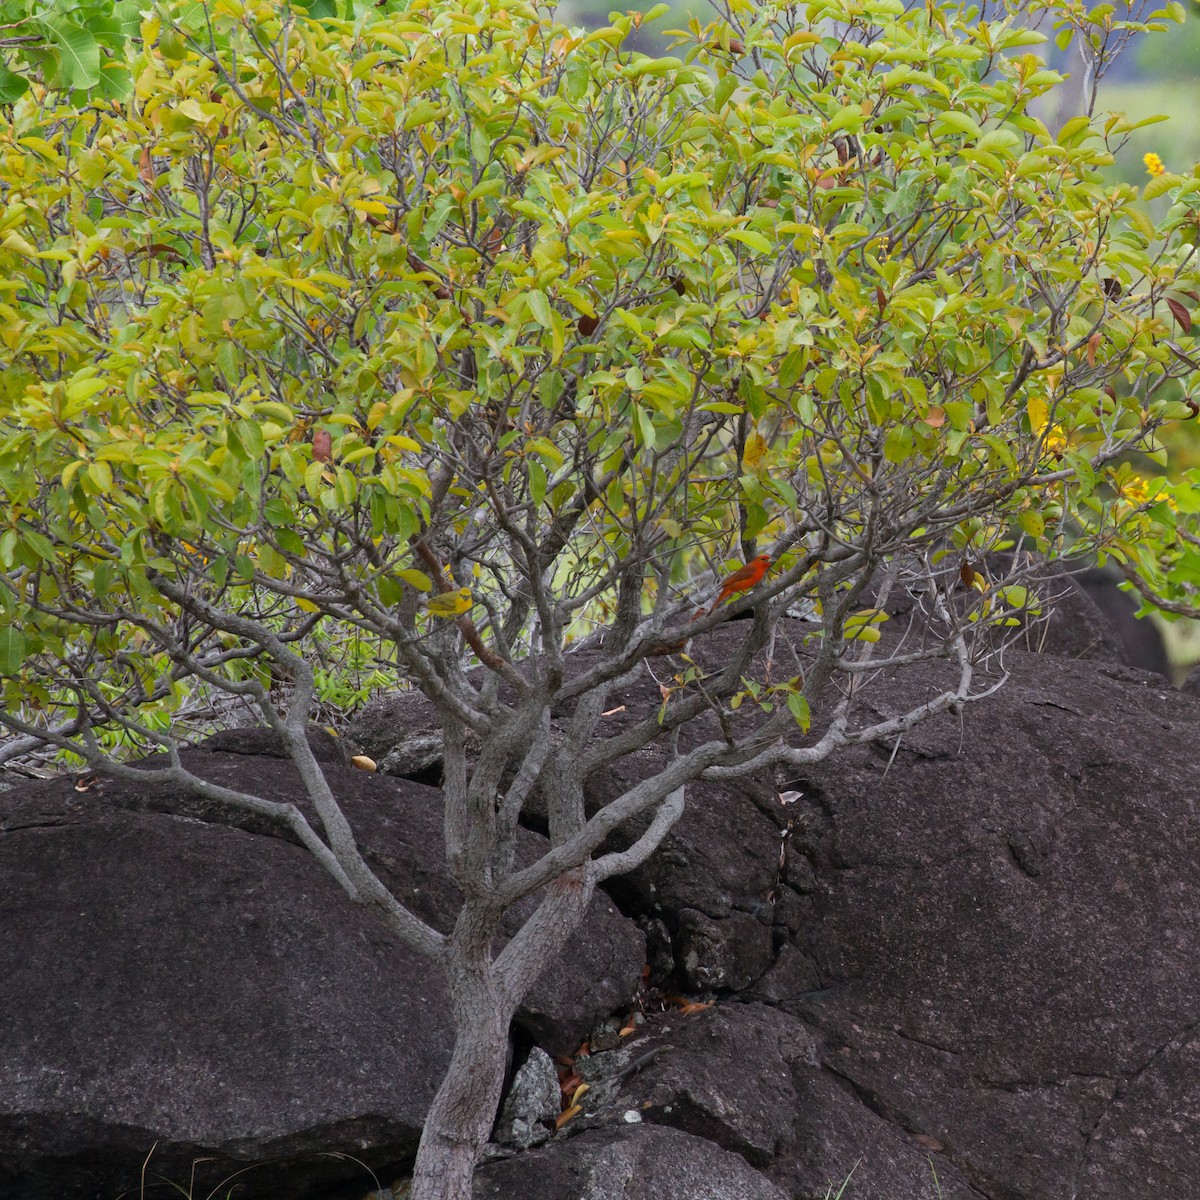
[708, 553, 773, 612]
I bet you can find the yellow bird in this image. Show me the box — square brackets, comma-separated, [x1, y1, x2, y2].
[426, 587, 474, 618]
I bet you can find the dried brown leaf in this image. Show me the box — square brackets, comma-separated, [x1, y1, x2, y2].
[1166, 297, 1192, 331]
[555, 1104, 582, 1130]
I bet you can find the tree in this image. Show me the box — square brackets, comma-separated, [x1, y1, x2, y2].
[0, 0, 143, 101]
[1, 0, 1198, 1196]
[0, 0, 389, 103]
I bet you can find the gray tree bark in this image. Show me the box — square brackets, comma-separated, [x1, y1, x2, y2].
[410, 868, 597, 1200]
[409, 961, 511, 1200]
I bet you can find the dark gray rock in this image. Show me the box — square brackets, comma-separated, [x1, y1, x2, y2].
[6, 624, 1199, 1200]
[873, 557, 1130, 670]
[1183, 664, 1200, 696]
[1074, 566, 1170, 677]
[90, 746, 645, 1054]
[517, 629, 1200, 1200]
[1076, 1026, 1200, 1198]
[199, 722, 348, 763]
[1024, 568, 1129, 665]
[615, 1003, 980, 1200]
[586, 745, 782, 996]
[674, 908, 772, 992]
[473, 1124, 788, 1199]
[0, 792, 448, 1200]
[774, 651, 1200, 1200]
[1002, 562, 1168, 676]
[350, 689, 449, 781]
[349, 653, 784, 1000]
[619, 1003, 815, 1169]
[0, 743, 645, 1199]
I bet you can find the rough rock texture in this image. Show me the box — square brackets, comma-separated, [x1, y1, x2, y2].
[1183, 663, 1200, 696]
[874, 559, 1168, 676]
[774, 654, 1200, 1200]
[4, 621, 1199, 1200]
[1023, 567, 1130, 665]
[495, 1048, 560, 1150]
[473, 1124, 789, 1200]
[616, 1003, 979, 1200]
[1073, 566, 1170, 677]
[0, 790, 449, 1200]
[594, 642, 1200, 1200]
[85, 747, 644, 1055]
[0, 747, 643, 1200]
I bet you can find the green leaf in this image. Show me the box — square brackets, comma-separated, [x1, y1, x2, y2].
[38, 19, 100, 90]
[1144, 172, 1185, 202]
[786, 691, 811, 731]
[0, 626, 27, 676]
[713, 73, 738, 112]
[727, 230, 773, 254]
[883, 424, 914, 464]
[397, 568, 433, 592]
[0, 67, 28, 104]
[935, 110, 982, 139]
[564, 58, 589, 102]
[828, 106, 865, 134]
[527, 290, 554, 330]
[1018, 510, 1045, 538]
[97, 65, 134, 102]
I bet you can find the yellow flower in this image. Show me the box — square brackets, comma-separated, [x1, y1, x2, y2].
[1144, 152, 1165, 178]
[1042, 427, 1069, 456]
[1120, 476, 1152, 505]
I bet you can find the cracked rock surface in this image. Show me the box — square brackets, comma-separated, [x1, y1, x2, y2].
[471, 632, 1199, 1200]
[772, 651, 1200, 1200]
[474, 1123, 789, 1199]
[1, 624, 1197, 1200]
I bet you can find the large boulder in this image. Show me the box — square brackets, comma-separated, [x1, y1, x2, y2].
[1182, 663, 1200, 696]
[0, 745, 645, 1199]
[473, 1124, 788, 1200]
[0, 789, 448, 1200]
[4, 621, 1199, 1200]
[769, 652, 1200, 1199]
[873, 558, 1169, 676]
[610, 1002, 979, 1199]
[575, 636, 1200, 1199]
[86, 746, 645, 1055]
[1073, 566, 1170, 677]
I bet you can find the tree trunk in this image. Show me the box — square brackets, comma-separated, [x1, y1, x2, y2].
[409, 872, 597, 1200]
[409, 952, 512, 1200]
